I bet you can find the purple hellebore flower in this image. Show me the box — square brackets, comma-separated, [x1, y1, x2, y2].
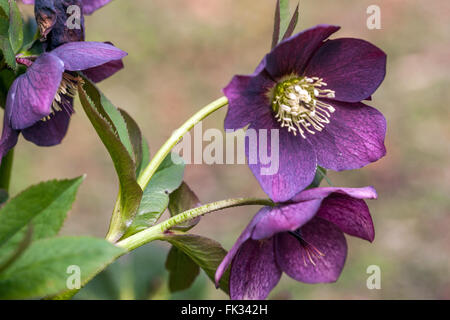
[224, 25, 387, 202]
[0, 41, 127, 164]
[215, 186, 377, 300]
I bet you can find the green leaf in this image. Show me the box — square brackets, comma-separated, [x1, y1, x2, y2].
[168, 182, 201, 231]
[0, 1, 9, 19]
[119, 108, 143, 173]
[0, 177, 84, 265]
[0, 35, 16, 70]
[0, 176, 84, 248]
[0, 15, 8, 37]
[78, 79, 143, 241]
[0, 68, 15, 107]
[0, 236, 125, 299]
[161, 233, 230, 294]
[0, 189, 7, 205]
[281, 2, 299, 41]
[136, 136, 150, 177]
[165, 246, 200, 293]
[8, 0, 23, 53]
[125, 153, 185, 237]
[271, 0, 299, 48]
[79, 76, 135, 160]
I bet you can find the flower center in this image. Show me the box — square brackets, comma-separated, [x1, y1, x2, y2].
[289, 230, 325, 267]
[42, 73, 79, 122]
[272, 76, 336, 138]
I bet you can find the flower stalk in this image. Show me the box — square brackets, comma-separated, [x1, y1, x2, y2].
[117, 197, 274, 251]
[106, 96, 229, 241]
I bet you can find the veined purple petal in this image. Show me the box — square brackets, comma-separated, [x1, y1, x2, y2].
[22, 109, 72, 147]
[21, 0, 35, 4]
[215, 207, 270, 286]
[292, 186, 378, 202]
[82, 0, 112, 15]
[265, 24, 340, 80]
[0, 117, 19, 166]
[308, 100, 386, 171]
[83, 59, 124, 83]
[230, 238, 281, 300]
[6, 53, 64, 130]
[317, 193, 375, 242]
[51, 42, 127, 71]
[246, 116, 317, 202]
[304, 38, 386, 103]
[223, 62, 275, 130]
[275, 217, 347, 283]
[251, 200, 322, 240]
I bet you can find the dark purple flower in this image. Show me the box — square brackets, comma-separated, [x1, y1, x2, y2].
[0, 42, 127, 164]
[224, 25, 387, 202]
[34, 0, 86, 50]
[215, 186, 377, 300]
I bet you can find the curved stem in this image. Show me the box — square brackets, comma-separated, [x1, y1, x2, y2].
[106, 96, 228, 241]
[117, 197, 274, 251]
[137, 96, 228, 189]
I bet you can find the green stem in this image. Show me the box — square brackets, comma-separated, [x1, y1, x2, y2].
[105, 96, 228, 241]
[117, 197, 274, 251]
[0, 149, 14, 192]
[52, 197, 273, 300]
[137, 96, 228, 189]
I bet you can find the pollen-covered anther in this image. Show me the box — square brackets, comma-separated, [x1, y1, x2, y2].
[43, 73, 79, 121]
[272, 76, 336, 138]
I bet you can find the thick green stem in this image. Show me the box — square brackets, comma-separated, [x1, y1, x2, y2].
[117, 197, 274, 251]
[106, 96, 228, 241]
[0, 149, 14, 192]
[137, 96, 228, 189]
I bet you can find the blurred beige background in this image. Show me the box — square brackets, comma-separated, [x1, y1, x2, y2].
[13, 0, 450, 299]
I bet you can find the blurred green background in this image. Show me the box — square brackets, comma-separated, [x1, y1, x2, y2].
[12, 0, 450, 299]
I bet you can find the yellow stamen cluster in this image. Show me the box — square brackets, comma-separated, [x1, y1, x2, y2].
[43, 73, 79, 122]
[272, 76, 336, 138]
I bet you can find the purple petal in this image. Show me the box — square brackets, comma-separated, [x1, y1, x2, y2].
[82, 0, 111, 15]
[51, 42, 127, 71]
[246, 116, 317, 202]
[265, 24, 340, 80]
[252, 200, 322, 240]
[230, 238, 281, 300]
[22, 109, 72, 146]
[21, 0, 34, 4]
[223, 61, 275, 130]
[215, 207, 270, 286]
[308, 100, 386, 171]
[275, 217, 347, 283]
[317, 193, 375, 242]
[0, 117, 19, 166]
[304, 38, 386, 103]
[292, 186, 378, 202]
[6, 53, 64, 130]
[83, 59, 124, 83]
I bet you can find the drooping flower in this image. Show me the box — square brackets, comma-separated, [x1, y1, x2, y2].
[215, 186, 377, 300]
[224, 25, 387, 202]
[30, 0, 125, 83]
[0, 42, 127, 164]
